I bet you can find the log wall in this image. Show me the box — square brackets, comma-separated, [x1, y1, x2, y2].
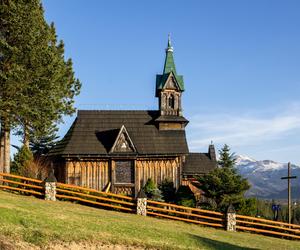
[64, 156, 183, 195]
[66, 160, 110, 191]
[135, 157, 181, 192]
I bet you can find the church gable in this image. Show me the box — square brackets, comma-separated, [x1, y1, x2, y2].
[163, 72, 180, 90]
[110, 125, 136, 153]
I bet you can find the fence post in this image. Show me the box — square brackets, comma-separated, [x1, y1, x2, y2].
[226, 204, 236, 232]
[136, 189, 147, 216]
[44, 169, 57, 201]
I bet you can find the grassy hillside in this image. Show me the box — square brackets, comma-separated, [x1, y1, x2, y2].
[0, 191, 300, 250]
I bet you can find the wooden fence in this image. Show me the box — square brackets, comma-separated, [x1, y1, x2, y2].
[0, 172, 43, 196]
[1, 172, 300, 240]
[56, 182, 136, 213]
[236, 214, 300, 240]
[0, 172, 135, 213]
[146, 199, 224, 228]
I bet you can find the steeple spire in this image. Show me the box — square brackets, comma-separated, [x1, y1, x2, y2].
[156, 35, 185, 97]
[166, 33, 173, 53]
[163, 34, 176, 74]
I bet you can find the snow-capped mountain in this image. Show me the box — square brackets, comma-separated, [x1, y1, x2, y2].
[235, 155, 256, 166]
[235, 155, 300, 198]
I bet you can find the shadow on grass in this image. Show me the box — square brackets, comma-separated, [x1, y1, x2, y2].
[190, 234, 259, 250]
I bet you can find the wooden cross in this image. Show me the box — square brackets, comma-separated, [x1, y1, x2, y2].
[281, 162, 297, 224]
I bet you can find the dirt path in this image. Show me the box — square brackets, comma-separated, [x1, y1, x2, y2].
[0, 237, 152, 250]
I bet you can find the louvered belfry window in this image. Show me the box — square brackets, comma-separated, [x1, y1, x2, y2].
[168, 94, 175, 109]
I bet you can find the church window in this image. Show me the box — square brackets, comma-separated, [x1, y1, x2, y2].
[115, 161, 134, 184]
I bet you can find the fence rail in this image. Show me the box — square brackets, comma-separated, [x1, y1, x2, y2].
[0, 184, 43, 196]
[236, 226, 300, 240]
[236, 214, 300, 229]
[147, 211, 224, 228]
[1, 172, 300, 241]
[0, 172, 42, 183]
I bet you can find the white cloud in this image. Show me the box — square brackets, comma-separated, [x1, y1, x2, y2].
[187, 103, 300, 151]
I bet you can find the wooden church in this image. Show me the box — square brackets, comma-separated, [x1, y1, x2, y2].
[50, 37, 217, 196]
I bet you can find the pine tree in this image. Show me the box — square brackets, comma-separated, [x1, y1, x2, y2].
[0, 0, 81, 171]
[0, 0, 29, 172]
[159, 179, 176, 202]
[218, 144, 236, 169]
[175, 186, 196, 208]
[143, 178, 163, 201]
[17, 22, 81, 148]
[197, 144, 250, 212]
[11, 145, 33, 175]
[29, 124, 59, 156]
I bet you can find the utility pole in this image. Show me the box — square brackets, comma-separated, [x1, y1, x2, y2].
[281, 162, 297, 224]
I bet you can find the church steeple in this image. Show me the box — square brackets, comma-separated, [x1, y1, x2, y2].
[156, 36, 185, 114]
[155, 36, 188, 130]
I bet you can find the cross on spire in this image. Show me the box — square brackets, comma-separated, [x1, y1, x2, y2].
[166, 33, 173, 53]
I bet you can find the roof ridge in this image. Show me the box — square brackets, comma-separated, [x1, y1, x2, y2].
[78, 110, 158, 112]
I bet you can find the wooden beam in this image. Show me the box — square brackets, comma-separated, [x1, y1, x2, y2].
[111, 160, 115, 193]
[134, 160, 139, 197]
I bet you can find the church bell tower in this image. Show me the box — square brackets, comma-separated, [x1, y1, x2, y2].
[155, 36, 188, 130]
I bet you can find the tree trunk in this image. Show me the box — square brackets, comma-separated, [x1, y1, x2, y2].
[23, 123, 30, 148]
[3, 119, 10, 173]
[0, 120, 4, 173]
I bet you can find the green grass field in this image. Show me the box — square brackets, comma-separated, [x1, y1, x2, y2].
[0, 190, 299, 249]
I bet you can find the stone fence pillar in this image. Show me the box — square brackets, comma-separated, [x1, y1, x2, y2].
[136, 190, 147, 216]
[226, 204, 236, 232]
[44, 169, 57, 201]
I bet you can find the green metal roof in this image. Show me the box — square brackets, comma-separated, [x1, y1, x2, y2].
[156, 37, 184, 96]
[163, 41, 177, 75]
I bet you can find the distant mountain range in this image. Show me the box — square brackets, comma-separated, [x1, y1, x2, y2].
[235, 155, 300, 199]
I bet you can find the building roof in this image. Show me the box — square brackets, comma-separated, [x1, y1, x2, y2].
[155, 115, 189, 123]
[183, 153, 217, 175]
[50, 110, 189, 157]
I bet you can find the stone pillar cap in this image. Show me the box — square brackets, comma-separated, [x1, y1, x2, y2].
[44, 168, 57, 182]
[227, 204, 236, 213]
[137, 189, 147, 198]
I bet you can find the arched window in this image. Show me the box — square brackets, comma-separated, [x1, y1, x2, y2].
[168, 94, 175, 109]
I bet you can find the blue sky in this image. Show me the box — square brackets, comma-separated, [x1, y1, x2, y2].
[24, 0, 300, 164]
